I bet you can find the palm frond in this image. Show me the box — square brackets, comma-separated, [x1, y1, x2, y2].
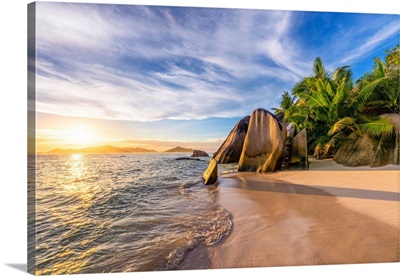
[333, 65, 353, 84]
[313, 57, 330, 79]
[350, 76, 388, 113]
[356, 113, 374, 124]
[271, 107, 284, 114]
[373, 58, 386, 78]
[300, 92, 329, 109]
[292, 77, 315, 96]
[356, 72, 374, 85]
[364, 100, 392, 108]
[328, 117, 356, 136]
[332, 80, 349, 107]
[358, 117, 394, 137]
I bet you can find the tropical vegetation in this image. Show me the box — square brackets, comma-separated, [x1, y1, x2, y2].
[275, 44, 399, 156]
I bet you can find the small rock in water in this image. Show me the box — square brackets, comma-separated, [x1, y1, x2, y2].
[191, 150, 209, 157]
[175, 157, 202, 161]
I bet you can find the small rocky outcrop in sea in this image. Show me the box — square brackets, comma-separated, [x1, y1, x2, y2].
[191, 150, 209, 157]
[213, 116, 250, 163]
[334, 113, 399, 167]
[237, 109, 287, 172]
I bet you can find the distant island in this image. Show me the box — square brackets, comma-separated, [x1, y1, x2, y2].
[164, 146, 194, 153]
[44, 145, 204, 154]
[45, 145, 157, 154]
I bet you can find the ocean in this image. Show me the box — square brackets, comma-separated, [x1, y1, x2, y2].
[31, 153, 233, 275]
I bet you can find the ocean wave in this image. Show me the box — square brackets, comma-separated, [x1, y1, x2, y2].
[35, 154, 231, 274]
[163, 183, 232, 270]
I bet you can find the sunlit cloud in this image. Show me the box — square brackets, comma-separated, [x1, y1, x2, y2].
[34, 2, 399, 123]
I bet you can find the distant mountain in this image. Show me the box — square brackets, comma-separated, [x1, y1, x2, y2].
[46, 145, 157, 154]
[165, 146, 194, 153]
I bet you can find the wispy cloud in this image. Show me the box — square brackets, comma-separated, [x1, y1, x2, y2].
[34, 3, 399, 122]
[340, 21, 399, 64]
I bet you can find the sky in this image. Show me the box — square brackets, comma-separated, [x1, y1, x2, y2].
[30, 2, 399, 152]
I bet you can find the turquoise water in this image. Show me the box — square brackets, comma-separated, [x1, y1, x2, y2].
[32, 153, 232, 274]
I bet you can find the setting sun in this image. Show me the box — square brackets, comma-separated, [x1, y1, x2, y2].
[63, 125, 98, 146]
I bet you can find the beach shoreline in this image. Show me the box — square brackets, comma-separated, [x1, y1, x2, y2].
[179, 159, 399, 269]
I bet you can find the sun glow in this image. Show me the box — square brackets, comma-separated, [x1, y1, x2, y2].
[63, 125, 98, 146]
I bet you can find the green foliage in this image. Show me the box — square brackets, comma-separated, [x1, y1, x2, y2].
[272, 91, 296, 114]
[285, 57, 355, 150]
[281, 47, 398, 154]
[359, 44, 399, 114]
[357, 117, 394, 137]
[328, 117, 356, 136]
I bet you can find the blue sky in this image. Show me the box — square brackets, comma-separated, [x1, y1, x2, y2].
[32, 2, 399, 150]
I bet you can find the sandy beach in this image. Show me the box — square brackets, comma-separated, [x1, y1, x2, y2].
[180, 159, 399, 269]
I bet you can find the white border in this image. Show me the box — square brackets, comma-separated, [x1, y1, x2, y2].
[0, 1, 398, 276]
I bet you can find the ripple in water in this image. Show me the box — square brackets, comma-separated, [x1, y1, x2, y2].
[32, 154, 231, 274]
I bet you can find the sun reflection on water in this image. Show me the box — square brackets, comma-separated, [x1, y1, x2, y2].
[62, 154, 96, 201]
[70, 154, 85, 181]
[36, 154, 103, 275]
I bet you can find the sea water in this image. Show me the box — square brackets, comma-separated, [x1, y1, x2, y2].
[31, 153, 232, 274]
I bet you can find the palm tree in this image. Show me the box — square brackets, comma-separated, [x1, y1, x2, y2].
[284, 56, 395, 155]
[357, 45, 399, 115]
[329, 45, 399, 139]
[272, 91, 296, 115]
[285, 57, 346, 150]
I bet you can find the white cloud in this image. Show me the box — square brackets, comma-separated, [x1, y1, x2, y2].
[36, 62, 248, 121]
[340, 21, 399, 64]
[36, 3, 118, 51]
[35, 5, 298, 121]
[33, 3, 398, 122]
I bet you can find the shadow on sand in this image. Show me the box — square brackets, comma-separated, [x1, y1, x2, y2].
[225, 176, 399, 202]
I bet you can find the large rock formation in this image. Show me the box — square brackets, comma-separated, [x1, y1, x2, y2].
[203, 158, 218, 185]
[203, 108, 308, 184]
[286, 128, 309, 169]
[275, 112, 285, 124]
[281, 123, 296, 169]
[213, 116, 250, 163]
[191, 150, 209, 157]
[313, 143, 337, 160]
[285, 122, 296, 139]
[238, 109, 287, 172]
[334, 113, 399, 167]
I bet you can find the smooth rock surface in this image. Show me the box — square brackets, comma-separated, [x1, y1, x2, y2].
[287, 128, 309, 169]
[213, 116, 250, 163]
[238, 109, 287, 172]
[203, 158, 218, 185]
[281, 123, 297, 169]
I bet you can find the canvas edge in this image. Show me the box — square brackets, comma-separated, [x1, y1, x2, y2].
[27, 2, 37, 275]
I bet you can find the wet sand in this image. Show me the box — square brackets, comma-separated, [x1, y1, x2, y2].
[180, 159, 399, 269]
